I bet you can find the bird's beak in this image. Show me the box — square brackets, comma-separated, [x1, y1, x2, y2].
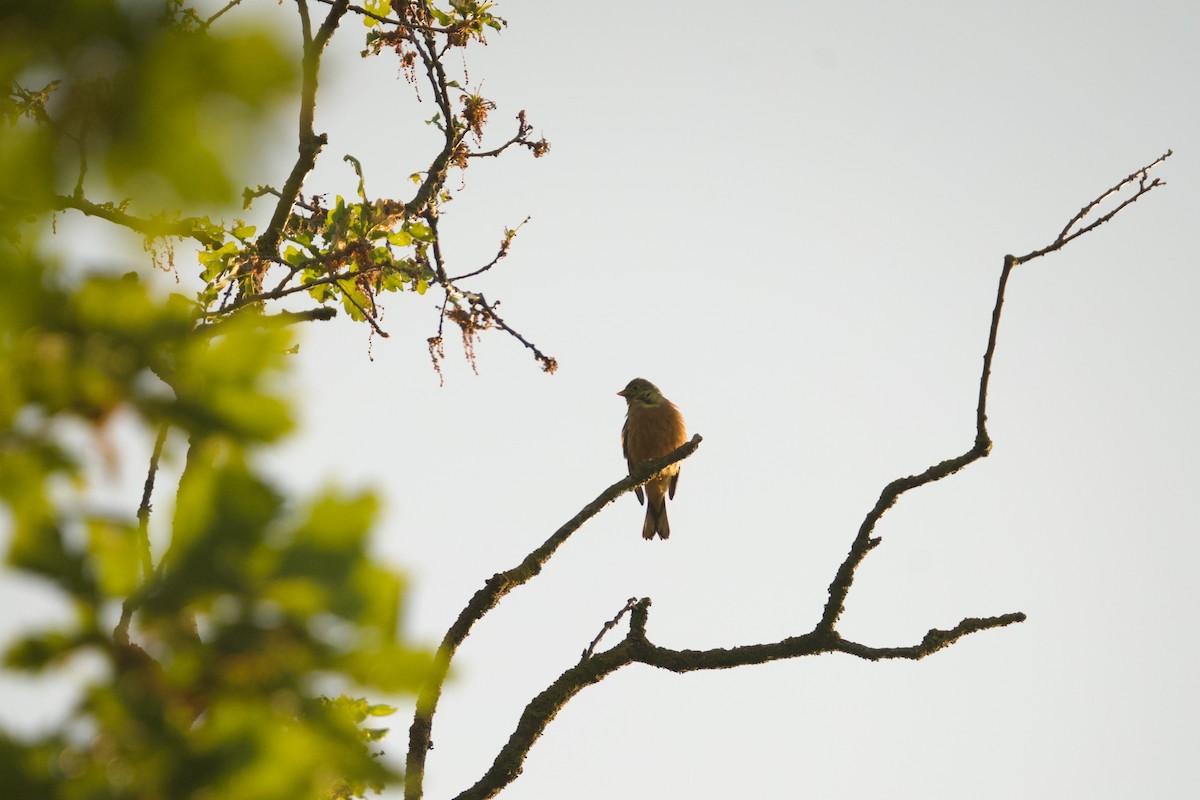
[616, 390, 626, 397]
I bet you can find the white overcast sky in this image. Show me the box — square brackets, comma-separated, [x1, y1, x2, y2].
[3, 1, 1200, 798]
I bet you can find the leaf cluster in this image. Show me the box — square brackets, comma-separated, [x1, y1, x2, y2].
[0, 245, 431, 796]
[0, 2, 535, 796]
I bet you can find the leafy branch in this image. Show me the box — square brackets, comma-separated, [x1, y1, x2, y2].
[17, 0, 552, 373]
[211, 0, 554, 367]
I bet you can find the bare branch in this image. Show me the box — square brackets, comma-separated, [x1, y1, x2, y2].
[1016, 150, 1171, 265]
[404, 436, 703, 800]
[818, 150, 1171, 632]
[115, 423, 171, 648]
[457, 290, 556, 374]
[446, 151, 1169, 800]
[581, 598, 638, 660]
[454, 604, 1025, 800]
[447, 218, 528, 282]
[835, 613, 1028, 661]
[465, 112, 538, 160]
[200, 0, 246, 30]
[135, 424, 169, 580]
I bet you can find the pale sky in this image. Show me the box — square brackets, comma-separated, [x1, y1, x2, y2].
[3, 1, 1199, 798]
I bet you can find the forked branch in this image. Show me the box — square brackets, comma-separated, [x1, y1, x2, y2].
[423, 150, 1171, 800]
[819, 149, 1171, 633]
[453, 605, 1025, 800]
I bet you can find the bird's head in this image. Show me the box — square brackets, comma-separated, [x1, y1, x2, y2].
[618, 377, 665, 407]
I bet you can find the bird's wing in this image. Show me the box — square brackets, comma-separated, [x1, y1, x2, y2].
[621, 416, 645, 504]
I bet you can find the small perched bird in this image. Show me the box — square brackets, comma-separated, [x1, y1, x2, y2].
[618, 378, 688, 540]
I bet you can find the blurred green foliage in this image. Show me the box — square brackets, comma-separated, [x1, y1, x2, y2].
[0, 0, 295, 210]
[0, 2, 433, 798]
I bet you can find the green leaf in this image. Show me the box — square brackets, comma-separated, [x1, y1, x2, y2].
[407, 222, 434, 242]
[198, 241, 239, 282]
[364, 0, 392, 25]
[283, 245, 305, 266]
[338, 641, 435, 694]
[380, 269, 407, 292]
[152, 445, 282, 613]
[231, 224, 256, 240]
[343, 154, 367, 200]
[4, 629, 102, 670]
[165, 315, 294, 441]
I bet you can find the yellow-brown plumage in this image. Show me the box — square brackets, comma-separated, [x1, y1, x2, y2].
[618, 378, 688, 540]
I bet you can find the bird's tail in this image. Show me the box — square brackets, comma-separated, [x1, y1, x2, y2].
[642, 498, 670, 540]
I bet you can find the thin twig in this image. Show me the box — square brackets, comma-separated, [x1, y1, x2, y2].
[135, 424, 169, 579]
[218, 259, 388, 314]
[1018, 150, 1172, 265]
[116, 423, 170, 647]
[581, 598, 639, 661]
[447, 218, 527, 282]
[201, 0, 246, 30]
[441, 287, 556, 373]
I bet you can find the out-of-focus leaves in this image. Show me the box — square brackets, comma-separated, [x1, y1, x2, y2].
[165, 314, 294, 442]
[0, 253, 291, 443]
[363, 0, 393, 27]
[152, 442, 282, 613]
[0, 733, 57, 798]
[0, 121, 55, 222]
[4, 628, 103, 671]
[338, 640, 436, 695]
[0, 3, 446, 798]
[0, 2, 297, 209]
[0, 443, 91, 598]
[87, 518, 142, 598]
[180, 696, 395, 800]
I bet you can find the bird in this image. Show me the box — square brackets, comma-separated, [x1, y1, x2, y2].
[618, 378, 688, 540]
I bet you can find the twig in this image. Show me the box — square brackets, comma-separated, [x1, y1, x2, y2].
[116, 423, 170, 646]
[447, 217, 528, 282]
[441, 287, 556, 373]
[135, 424, 169, 579]
[201, 0, 245, 30]
[581, 598, 639, 661]
[1017, 150, 1172, 265]
[466, 113, 533, 159]
[218, 259, 387, 314]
